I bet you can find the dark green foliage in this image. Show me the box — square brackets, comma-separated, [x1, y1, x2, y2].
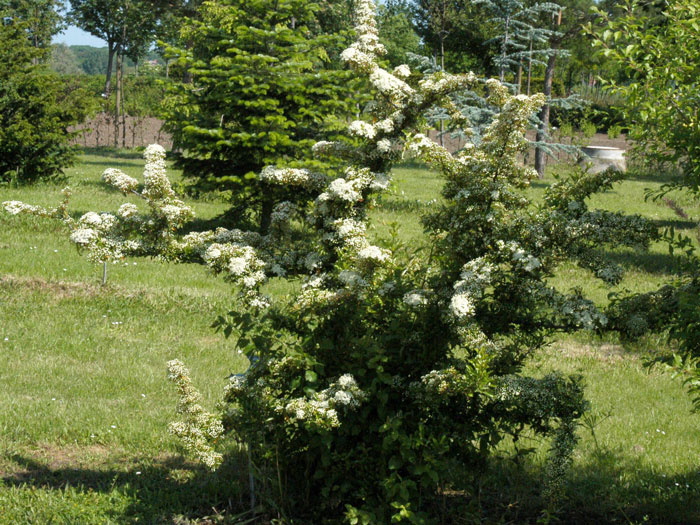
[218, 284, 588, 522]
[0, 17, 81, 184]
[162, 0, 358, 229]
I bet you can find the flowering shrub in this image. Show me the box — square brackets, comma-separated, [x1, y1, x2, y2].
[2, 0, 660, 521]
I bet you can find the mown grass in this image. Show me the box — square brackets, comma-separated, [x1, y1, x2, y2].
[1, 152, 700, 523]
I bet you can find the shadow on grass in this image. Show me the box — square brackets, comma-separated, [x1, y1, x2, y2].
[529, 180, 553, 189]
[626, 169, 684, 185]
[3, 447, 700, 524]
[596, 248, 686, 276]
[563, 448, 700, 525]
[78, 147, 146, 160]
[78, 159, 145, 170]
[3, 452, 253, 523]
[652, 218, 700, 231]
[466, 450, 700, 524]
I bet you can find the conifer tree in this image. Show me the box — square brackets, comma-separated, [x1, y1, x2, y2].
[162, 0, 357, 232]
[474, 0, 560, 84]
[0, 15, 80, 183]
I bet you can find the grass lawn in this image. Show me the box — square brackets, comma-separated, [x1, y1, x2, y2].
[1, 151, 700, 523]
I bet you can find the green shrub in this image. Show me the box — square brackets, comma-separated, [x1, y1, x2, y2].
[589, 0, 700, 194]
[580, 120, 597, 139]
[607, 123, 622, 140]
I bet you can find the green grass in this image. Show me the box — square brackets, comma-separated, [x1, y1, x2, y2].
[1, 153, 700, 523]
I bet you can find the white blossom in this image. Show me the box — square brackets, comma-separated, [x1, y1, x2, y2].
[348, 120, 377, 139]
[328, 178, 361, 202]
[70, 228, 98, 246]
[450, 293, 475, 319]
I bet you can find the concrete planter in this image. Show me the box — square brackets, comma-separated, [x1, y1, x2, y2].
[580, 146, 626, 173]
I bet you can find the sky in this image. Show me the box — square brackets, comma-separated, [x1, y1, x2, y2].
[52, 25, 107, 47]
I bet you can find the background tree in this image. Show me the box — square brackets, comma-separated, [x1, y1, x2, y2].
[0, 15, 84, 184]
[588, 0, 700, 193]
[377, 0, 422, 67]
[0, 0, 65, 51]
[532, 0, 593, 176]
[50, 42, 83, 74]
[411, 0, 465, 71]
[474, 0, 560, 86]
[162, 0, 357, 232]
[68, 0, 162, 95]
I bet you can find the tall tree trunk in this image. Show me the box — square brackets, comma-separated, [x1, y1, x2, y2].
[114, 52, 122, 148]
[516, 63, 522, 95]
[105, 41, 116, 96]
[500, 16, 510, 82]
[526, 38, 533, 96]
[535, 50, 558, 177]
[260, 196, 274, 235]
[439, 36, 445, 147]
[120, 61, 126, 148]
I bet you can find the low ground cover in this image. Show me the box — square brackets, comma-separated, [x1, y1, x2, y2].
[1, 152, 700, 523]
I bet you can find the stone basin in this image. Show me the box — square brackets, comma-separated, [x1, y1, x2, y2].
[580, 146, 626, 173]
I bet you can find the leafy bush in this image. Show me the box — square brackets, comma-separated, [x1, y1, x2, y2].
[607, 123, 622, 140]
[0, 16, 82, 184]
[588, 0, 700, 194]
[580, 120, 596, 139]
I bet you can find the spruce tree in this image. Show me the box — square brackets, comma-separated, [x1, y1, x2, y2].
[162, 0, 357, 232]
[474, 0, 560, 84]
[0, 15, 80, 184]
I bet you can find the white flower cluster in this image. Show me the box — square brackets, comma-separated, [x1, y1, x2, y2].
[203, 243, 267, 289]
[338, 270, 368, 290]
[376, 118, 395, 133]
[69, 228, 98, 246]
[498, 240, 542, 273]
[66, 211, 127, 261]
[311, 140, 354, 160]
[102, 168, 138, 194]
[327, 178, 361, 202]
[177, 227, 263, 254]
[2, 201, 46, 216]
[277, 373, 367, 428]
[418, 71, 476, 95]
[369, 67, 415, 105]
[331, 218, 367, 251]
[340, 0, 414, 106]
[142, 144, 174, 200]
[348, 120, 377, 140]
[167, 359, 224, 470]
[392, 64, 411, 79]
[118, 203, 139, 219]
[260, 166, 327, 190]
[160, 203, 194, 227]
[357, 245, 391, 265]
[451, 258, 495, 318]
[403, 290, 428, 307]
